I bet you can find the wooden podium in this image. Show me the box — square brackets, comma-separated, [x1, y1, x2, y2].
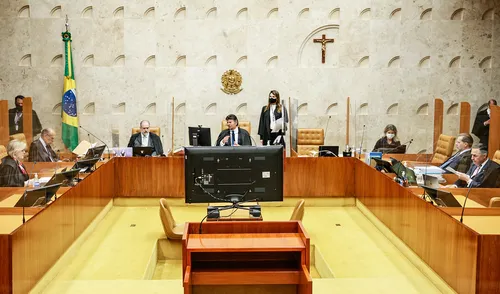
[182, 221, 312, 294]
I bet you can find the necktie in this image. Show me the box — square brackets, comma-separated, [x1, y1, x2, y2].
[230, 130, 235, 146]
[18, 163, 27, 175]
[46, 145, 54, 162]
[471, 165, 480, 178]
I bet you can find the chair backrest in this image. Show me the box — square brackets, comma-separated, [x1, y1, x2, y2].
[489, 197, 500, 208]
[221, 120, 251, 134]
[0, 145, 6, 160]
[159, 198, 181, 239]
[431, 134, 456, 164]
[9, 133, 27, 145]
[290, 199, 305, 221]
[297, 129, 324, 146]
[297, 145, 319, 156]
[132, 127, 160, 136]
[493, 150, 500, 165]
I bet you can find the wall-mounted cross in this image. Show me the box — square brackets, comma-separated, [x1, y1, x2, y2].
[313, 34, 335, 64]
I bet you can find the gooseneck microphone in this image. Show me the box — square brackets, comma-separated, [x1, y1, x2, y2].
[324, 115, 332, 145]
[358, 124, 366, 159]
[79, 125, 111, 160]
[460, 180, 475, 223]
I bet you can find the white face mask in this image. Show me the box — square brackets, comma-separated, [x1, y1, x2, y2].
[386, 133, 395, 140]
[487, 108, 491, 116]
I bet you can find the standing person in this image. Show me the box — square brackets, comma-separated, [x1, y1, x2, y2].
[258, 90, 288, 146]
[216, 114, 252, 146]
[0, 140, 29, 187]
[472, 99, 497, 145]
[8, 95, 43, 136]
[372, 124, 401, 152]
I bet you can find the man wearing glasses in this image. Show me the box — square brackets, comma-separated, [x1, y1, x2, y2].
[28, 128, 59, 162]
[127, 120, 164, 156]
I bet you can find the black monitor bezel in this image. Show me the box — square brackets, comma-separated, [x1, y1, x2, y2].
[188, 127, 212, 146]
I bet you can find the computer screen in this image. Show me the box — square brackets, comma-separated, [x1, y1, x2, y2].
[83, 145, 106, 160]
[72, 158, 100, 173]
[188, 127, 212, 146]
[184, 146, 284, 203]
[133, 146, 153, 157]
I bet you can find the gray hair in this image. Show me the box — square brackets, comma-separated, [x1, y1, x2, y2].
[41, 128, 55, 136]
[7, 140, 26, 157]
[140, 120, 150, 127]
[472, 145, 488, 155]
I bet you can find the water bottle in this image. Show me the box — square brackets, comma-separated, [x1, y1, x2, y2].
[33, 173, 40, 188]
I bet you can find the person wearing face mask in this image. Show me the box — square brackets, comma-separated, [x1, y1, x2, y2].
[8, 95, 43, 136]
[258, 90, 288, 146]
[472, 99, 497, 145]
[0, 140, 30, 187]
[372, 124, 401, 152]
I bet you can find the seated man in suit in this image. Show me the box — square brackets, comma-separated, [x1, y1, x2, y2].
[451, 146, 500, 188]
[440, 133, 473, 173]
[216, 114, 252, 146]
[9, 95, 43, 136]
[127, 120, 164, 156]
[28, 128, 59, 162]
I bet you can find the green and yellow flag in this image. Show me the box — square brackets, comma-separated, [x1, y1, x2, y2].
[61, 30, 79, 150]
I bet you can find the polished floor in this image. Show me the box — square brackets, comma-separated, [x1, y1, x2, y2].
[39, 198, 451, 294]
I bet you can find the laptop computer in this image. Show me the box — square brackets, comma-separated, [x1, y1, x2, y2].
[43, 169, 80, 187]
[133, 146, 153, 157]
[72, 158, 100, 173]
[83, 145, 106, 160]
[421, 185, 461, 207]
[14, 183, 62, 207]
[376, 145, 407, 154]
[422, 174, 439, 188]
[372, 158, 395, 173]
[319, 146, 339, 157]
[391, 158, 417, 185]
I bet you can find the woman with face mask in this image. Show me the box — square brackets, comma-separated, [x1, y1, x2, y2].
[257, 90, 288, 146]
[372, 124, 401, 152]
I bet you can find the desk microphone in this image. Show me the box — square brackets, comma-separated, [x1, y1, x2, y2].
[358, 124, 366, 159]
[249, 135, 258, 147]
[460, 181, 475, 223]
[21, 190, 28, 224]
[324, 115, 332, 145]
[79, 125, 111, 160]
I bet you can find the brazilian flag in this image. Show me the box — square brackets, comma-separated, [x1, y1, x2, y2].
[61, 30, 79, 150]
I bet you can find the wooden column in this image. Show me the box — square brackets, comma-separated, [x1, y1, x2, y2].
[346, 96, 350, 146]
[459, 102, 471, 134]
[171, 97, 175, 154]
[22, 97, 33, 147]
[488, 105, 500, 158]
[0, 100, 9, 147]
[433, 98, 443, 152]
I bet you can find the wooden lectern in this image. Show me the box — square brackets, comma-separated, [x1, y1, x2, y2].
[182, 221, 312, 294]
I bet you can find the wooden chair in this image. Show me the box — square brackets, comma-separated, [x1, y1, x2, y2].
[431, 134, 456, 164]
[493, 150, 500, 165]
[159, 198, 184, 240]
[9, 133, 27, 145]
[489, 197, 500, 208]
[132, 127, 161, 136]
[221, 120, 251, 134]
[290, 199, 305, 221]
[297, 129, 324, 156]
[0, 145, 6, 160]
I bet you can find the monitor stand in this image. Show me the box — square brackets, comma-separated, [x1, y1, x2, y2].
[207, 195, 262, 220]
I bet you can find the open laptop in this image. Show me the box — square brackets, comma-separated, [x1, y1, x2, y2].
[14, 184, 62, 207]
[133, 146, 153, 157]
[391, 158, 417, 185]
[421, 185, 461, 207]
[72, 158, 100, 173]
[422, 174, 439, 188]
[83, 145, 106, 160]
[319, 146, 339, 157]
[43, 169, 80, 187]
[372, 158, 394, 173]
[375, 145, 407, 154]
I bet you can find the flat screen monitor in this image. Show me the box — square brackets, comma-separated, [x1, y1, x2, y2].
[14, 183, 62, 207]
[319, 146, 339, 157]
[391, 158, 417, 185]
[133, 146, 153, 157]
[72, 158, 100, 173]
[372, 158, 394, 173]
[188, 127, 212, 146]
[421, 186, 461, 207]
[44, 169, 80, 187]
[376, 145, 407, 154]
[184, 146, 284, 203]
[83, 145, 106, 160]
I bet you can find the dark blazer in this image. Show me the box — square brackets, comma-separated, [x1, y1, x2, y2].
[440, 149, 472, 174]
[472, 109, 489, 143]
[28, 139, 59, 162]
[0, 156, 29, 187]
[258, 105, 288, 144]
[455, 159, 500, 188]
[8, 108, 43, 136]
[127, 132, 164, 156]
[215, 127, 252, 146]
[373, 137, 400, 152]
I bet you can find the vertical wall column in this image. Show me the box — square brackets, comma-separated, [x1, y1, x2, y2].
[433, 98, 444, 152]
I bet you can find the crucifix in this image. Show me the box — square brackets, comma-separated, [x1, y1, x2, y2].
[313, 34, 335, 63]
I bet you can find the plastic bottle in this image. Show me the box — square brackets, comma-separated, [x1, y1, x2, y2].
[33, 173, 40, 188]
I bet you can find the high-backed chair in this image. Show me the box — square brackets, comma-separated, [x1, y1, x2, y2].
[489, 197, 500, 208]
[493, 150, 500, 165]
[159, 198, 184, 240]
[221, 120, 251, 135]
[431, 134, 456, 164]
[0, 145, 7, 160]
[290, 199, 305, 221]
[9, 133, 27, 145]
[132, 127, 161, 136]
[297, 129, 324, 156]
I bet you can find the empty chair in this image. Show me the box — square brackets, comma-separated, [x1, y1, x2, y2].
[159, 198, 184, 240]
[431, 134, 456, 164]
[489, 197, 500, 208]
[290, 199, 305, 221]
[493, 150, 500, 165]
[297, 129, 324, 156]
[0, 145, 6, 160]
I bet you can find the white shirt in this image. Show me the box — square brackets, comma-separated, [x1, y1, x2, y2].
[270, 104, 277, 133]
[221, 128, 239, 146]
[38, 137, 54, 162]
[141, 133, 149, 147]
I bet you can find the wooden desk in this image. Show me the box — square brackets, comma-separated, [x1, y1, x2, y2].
[182, 221, 312, 294]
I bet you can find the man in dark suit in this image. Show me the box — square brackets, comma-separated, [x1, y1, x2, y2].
[9, 95, 43, 136]
[453, 146, 500, 188]
[440, 133, 473, 173]
[28, 128, 59, 162]
[216, 114, 252, 146]
[472, 99, 497, 145]
[127, 120, 164, 156]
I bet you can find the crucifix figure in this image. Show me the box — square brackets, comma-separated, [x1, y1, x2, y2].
[313, 34, 335, 63]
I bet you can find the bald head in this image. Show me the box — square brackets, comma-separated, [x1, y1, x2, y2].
[41, 128, 56, 145]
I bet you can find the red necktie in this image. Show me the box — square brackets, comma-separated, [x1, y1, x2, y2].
[18, 164, 27, 175]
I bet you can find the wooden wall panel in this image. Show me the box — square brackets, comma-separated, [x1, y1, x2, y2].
[459, 102, 471, 134]
[0, 235, 12, 294]
[22, 97, 33, 147]
[488, 105, 500, 159]
[354, 161, 479, 294]
[434, 98, 444, 153]
[9, 161, 114, 294]
[476, 234, 500, 293]
[0, 100, 8, 147]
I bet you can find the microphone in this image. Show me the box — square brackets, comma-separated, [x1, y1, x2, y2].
[460, 182, 474, 223]
[314, 150, 338, 157]
[249, 135, 258, 146]
[358, 124, 366, 159]
[324, 115, 332, 145]
[79, 125, 111, 160]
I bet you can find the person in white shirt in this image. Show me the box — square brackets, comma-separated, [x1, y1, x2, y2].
[257, 90, 288, 146]
[127, 120, 164, 156]
[215, 114, 252, 146]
